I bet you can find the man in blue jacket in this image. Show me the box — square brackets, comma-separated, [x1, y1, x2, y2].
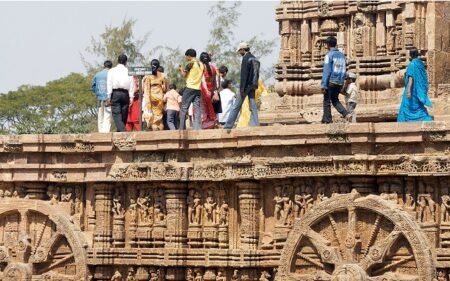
[321, 37, 350, 124]
[91, 60, 112, 132]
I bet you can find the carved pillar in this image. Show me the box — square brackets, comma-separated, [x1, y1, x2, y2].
[165, 268, 184, 281]
[300, 19, 311, 63]
[238, 182, 260, 250]
[93, 183, 113, 248]
[280, 20, 291, 63]
[376, 12, 387, 56]
[311, 18, 321, 63]
[241, 269, 258, 281]
[349, 177, 375, 196]
[164, 183, 188, 248]
[404, 2, 415, 49]
[22, 183, 46, 199]
[386, 11, 396, 56]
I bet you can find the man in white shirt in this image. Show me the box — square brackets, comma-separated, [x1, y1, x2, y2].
[107, 54, 131, 132]
[218, 79, 236, 125]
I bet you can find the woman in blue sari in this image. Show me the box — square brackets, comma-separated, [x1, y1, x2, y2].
[397, 47, 433, 122]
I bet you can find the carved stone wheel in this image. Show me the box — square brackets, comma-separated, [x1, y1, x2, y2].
[277, 191, 436, 281]
[0, 199, 88, 281]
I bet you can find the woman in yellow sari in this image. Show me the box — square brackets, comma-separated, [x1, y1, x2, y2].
[236, 80, 266, 127]
[143, 59, 167, 130]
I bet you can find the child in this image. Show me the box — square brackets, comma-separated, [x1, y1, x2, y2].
[163, 84, 182, 130]
[342, 72, 358, 123]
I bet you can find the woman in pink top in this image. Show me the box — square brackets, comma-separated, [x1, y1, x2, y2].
[163, 84, 182, 130]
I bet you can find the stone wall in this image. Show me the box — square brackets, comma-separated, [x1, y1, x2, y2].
[0, 124, 449, 279]
[267, 1, 450, 124]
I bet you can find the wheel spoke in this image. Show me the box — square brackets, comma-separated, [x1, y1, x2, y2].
[45, 253, 74, 272]
[297, 252, 325, 269]
[305, 228, 342, 266]
[364, 214, 381, 257]
[32, 216, 49, 256]
[360, 228, 401, 270]
[367, 270, 419, 281]
[371, 255, 414, 275]
[328, 214, 344, 257]
[342, 207, 361, 263]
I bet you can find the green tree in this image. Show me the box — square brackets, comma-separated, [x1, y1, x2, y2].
[205, 1, 277, 89]
[0, 73, 97, 134]
[81, 18, 149, 72]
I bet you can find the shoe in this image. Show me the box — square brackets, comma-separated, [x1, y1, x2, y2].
[345, 114, 353, 122]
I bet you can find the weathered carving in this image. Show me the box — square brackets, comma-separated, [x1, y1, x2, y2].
[273, 1, 450, 123]
[277, 192, 436, 280]
[113, 134, 136, 151]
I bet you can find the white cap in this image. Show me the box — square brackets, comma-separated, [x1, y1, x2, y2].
[347, 72, 357, 79]
[236, 42, 250, 52]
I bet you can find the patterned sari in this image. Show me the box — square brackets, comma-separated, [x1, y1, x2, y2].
[143, 72, 166, 130]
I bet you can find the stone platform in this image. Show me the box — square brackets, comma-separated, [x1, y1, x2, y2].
[0, 123, 449, 280]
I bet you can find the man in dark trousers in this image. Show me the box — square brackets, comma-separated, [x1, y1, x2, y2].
[223, 42, 260, 129]
[321, 36, 350, 124]
[107, 54, 131, 132]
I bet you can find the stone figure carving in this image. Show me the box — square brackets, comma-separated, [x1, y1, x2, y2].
[231, 270, 240, 281]
[316, 182, 328, 205]
[417, 183, 436, 223]
[259, 271, 271, 281]
[186, 268, 194, 281]
[154, 189, 165, 223]
[219, 199, 229, 226]
[386, 26, 396, 52]
[294, 184, 313, 219]
[149, 269, 163, 281]
[442, 195, 450, 223]
[112, 188, 125, 217]
[192, 191, 203, 225]
[188, 189, 195, 225]
[204, 189, 217, 225]
[437, 270, 447, 281]
[404, 181, 416, 212]
[111, 270, 122, 281]
[293, 186, 302, 218]
[126, 267, 136, 281]
[73, 186, 83, 215]
[128, 198, 137, 223]
[281, 186, 293, 225]
[216, 269, 226, 281]
[60, 186, 73, 202]
[194, 270, 203, 281]
[274, 186, 284, 222]
[353, 12, 364, 57]
[137, 189, 151, 225]
[47, 185, 59, 205]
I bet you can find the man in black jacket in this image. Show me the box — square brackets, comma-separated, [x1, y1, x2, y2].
[223, 42, 260, 129]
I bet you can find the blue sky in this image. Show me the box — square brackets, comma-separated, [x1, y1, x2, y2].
[0, 1, 279, 93]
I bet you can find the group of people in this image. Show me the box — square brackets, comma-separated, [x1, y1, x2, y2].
[91, 42, 261, 133]
[93, 36, 432, 133]
[320, 36, 432, 124]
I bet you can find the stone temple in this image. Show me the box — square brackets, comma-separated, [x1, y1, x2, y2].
[0, 1, 450, 281]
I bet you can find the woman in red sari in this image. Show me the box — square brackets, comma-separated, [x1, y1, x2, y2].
[199, 52, 219, 129]
[126, 75, 141, 131]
